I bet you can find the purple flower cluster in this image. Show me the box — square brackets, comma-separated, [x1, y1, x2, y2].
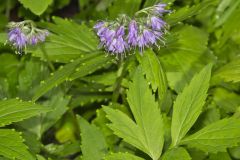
[8, 28, 27, 51]
[7, 21, 49, 54]
[94, 3, 169, 56]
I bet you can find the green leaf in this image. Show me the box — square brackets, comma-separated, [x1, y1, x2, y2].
[0, 129, 35, 160]
[161, 147, 191, 160]
[215, 0, 240, 27]
[212, 58, 240, 83]
[104, 67, 164, 160]
[33, 53, 112, 101]
[104, 152, 144, 160]
[171, 64, 212, 146]
[160, 25, 215, 92]
[77, 116, 108, 160]
[166, 0, 218, 25]
[32, 17, 99, 62]
[0, 99, 51, 127]
[212, 88, 240, 113]
[217, 1, 240, 46]
[81, 72, 117, 86]
[0, 33, 7, 44]
[18, 92, 70, 138]
[18, 0, 52, 15]
[70, 94, 111, 109]
[137, 49, 168, 99]
[181, 118, 240, 153]
[208, 152, 231, 160]
[69, 54, 113, 80]
[229, 146, 240, 159]
[108, 0, 141, 18]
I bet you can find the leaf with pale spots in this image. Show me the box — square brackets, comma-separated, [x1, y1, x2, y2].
[0, 99, 51, 127]
[0, 129, 35, 160]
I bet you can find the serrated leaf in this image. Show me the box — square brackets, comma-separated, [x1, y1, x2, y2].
[166, 0, 218, 25]
[212, 58, 240, 83]
[104, 152, 144, 160]
[69, 54, 113, 80]
[137, 49, 167, 99]
[77, 116, 108, 160]
[81, 72, 117, 86]
[104, 67, 164, 160]
[0, 129, 35, 160]
[103, 107, 144, 151]
[18, 0, 52, 15]
[171, 64, 212, 146]
[32, 17, 99, 62]
[33, 53, 111, 101]
[70, 94, 111, 109]
[0, 99, 51, 127]
[181, 118, 240, 153]
[161, 147, 191, 160]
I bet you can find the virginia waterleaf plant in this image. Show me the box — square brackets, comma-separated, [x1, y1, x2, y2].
[0, 0, 240, 160]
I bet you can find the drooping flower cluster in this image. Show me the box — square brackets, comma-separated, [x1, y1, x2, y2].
[7, 21, 49, 54]
[94, 3, 169, 56]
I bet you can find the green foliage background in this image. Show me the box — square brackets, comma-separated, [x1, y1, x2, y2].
[0, 0, 240, 159]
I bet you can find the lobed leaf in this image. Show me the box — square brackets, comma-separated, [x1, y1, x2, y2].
[105, 67, 164, 160]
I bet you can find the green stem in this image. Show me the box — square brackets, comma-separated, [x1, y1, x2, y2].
[112, 56, 133, 102]
[135, 6, 153, 16]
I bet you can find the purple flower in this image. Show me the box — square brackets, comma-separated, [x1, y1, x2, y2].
[127, 20, 138, 47]
[154, 3, 168, 15]
[94, 22, 105, 30]
[94, 22, 108, 37]
[30, 36, 38, 45]
[143, 29, 157, 45]
[8, 27, 27, 51]
[150, 16, 166, 30]
[107, 26, 128, 54]
[98, 26, 128, 54]
[116, 26, 125, 36]
[37, 31, 49, 42]
[137, 34, 148, 52]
